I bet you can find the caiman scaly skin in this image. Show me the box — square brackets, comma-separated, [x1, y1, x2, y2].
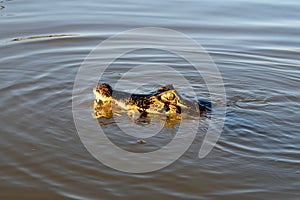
[92, 83, 210, 119]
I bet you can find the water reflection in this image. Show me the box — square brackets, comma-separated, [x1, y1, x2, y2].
[1, 0, 300, 199]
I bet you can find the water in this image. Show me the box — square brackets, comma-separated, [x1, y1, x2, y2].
[1, 0, 299, 199]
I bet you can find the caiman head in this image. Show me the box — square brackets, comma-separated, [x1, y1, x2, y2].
[93, 83, 187, 115]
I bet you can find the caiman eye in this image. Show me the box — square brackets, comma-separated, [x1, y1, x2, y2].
[168, 93, 175, 100]
[161, 92, 175, 102]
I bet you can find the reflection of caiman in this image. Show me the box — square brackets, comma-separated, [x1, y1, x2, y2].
[93, 83, 211, 120]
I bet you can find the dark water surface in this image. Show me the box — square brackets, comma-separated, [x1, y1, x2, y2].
[1, 0, 300, 199]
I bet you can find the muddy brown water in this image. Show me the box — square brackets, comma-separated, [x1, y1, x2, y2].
[0, 0, 299, 199]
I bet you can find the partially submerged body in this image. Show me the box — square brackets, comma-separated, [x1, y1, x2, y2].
[92, 83, 210, 121]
